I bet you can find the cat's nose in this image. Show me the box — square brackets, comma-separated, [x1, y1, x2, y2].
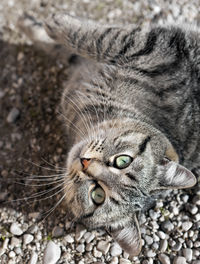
[80, 158, 91, 170]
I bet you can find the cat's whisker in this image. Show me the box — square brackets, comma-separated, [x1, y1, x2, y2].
[3, 181, 65, 204]
[11, 177, 65, 187]
[76, 90, 100, 142]
[1, 175, 66, 183]
[13, 169, 66, 179]
[57, 110, 86, 141]
[70, 93, 92, 143]
[63, 94, 92, 142]
[41, 157, 67, 171]
[22, 158, 65, 172]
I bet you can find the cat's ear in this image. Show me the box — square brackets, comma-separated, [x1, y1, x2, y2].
[158, 158, 196, 189]
[108, 215, 141, 257]
[44, 13, 129, 64]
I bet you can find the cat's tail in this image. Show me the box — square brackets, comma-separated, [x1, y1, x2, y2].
[18, 13, 78, 64]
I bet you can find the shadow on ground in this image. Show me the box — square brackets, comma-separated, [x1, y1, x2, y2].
[0, 39, 70, 226]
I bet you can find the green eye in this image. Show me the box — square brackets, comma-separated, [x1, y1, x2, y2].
[91, 186, 105, 205]
[114, 155, 133, 169]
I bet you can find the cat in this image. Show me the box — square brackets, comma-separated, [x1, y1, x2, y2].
[18, 13, 199, 256]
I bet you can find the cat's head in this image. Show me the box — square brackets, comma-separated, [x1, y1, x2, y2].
[64, 119, 196, 256]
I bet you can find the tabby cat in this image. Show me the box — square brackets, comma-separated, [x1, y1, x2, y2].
[20, 13, 199, 256]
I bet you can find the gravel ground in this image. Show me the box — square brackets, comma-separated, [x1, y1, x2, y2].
[0, 0, 200, 263]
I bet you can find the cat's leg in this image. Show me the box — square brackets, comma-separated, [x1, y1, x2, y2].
[18, 13, 72, 62]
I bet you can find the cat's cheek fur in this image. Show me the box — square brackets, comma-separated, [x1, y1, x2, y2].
[158, 159, 197, 190]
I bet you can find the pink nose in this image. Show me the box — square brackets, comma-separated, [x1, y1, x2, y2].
[80, 158, 91, 170]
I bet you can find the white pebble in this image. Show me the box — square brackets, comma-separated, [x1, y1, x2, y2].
[10, 237, 21, 247]
[110, 243, 122, 257]
[160, 239, 168, 252]
[28, 251, 38, 264]
[10, 223, 23, 236]
[76, 244, 85, 253]
[144, 235, 154, 245]
[145, 249, 156, 257]
[158, 253, 170, 264]
[43, 241, 61, 264]
[93, 246, 102, 258]
[23, 234, 34, 245]
[173, 256, 187, 264]
[183, 248, 193, 262]
[157, 231, 166, 240]
[65, 234, 74, 243]
[194, 213, 200, 222]
[6, 108, 20, 123]
[97, 240, 110, 254]
[110, 256, 119, 264]
[182, 221, 193, 231]
[9, 251, 16, 258]
[84, 232, 95, 243]
[119, 258, 131, 264]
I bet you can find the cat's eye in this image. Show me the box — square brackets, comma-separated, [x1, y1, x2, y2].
[91, 185, 105, 205]
[114, 155, 133, 169]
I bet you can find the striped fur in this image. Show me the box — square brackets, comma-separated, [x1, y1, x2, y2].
[19, 13, 199, 255]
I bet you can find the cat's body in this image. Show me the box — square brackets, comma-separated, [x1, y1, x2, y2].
[54, 20, 200, 170]
[19, 14, 199, 255]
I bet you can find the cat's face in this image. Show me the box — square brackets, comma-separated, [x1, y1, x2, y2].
[63, 120, 196, 256]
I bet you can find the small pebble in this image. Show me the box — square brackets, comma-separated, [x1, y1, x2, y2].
[52, 226, 64, 238]
[76, 244, 85, 253]
[28, 251, 38, 264]
[110, 257, 119, 264]
[86, 243, 93, 251]
[182, 221, 193, 231]
[160, 239, 168, 252]
[0, 90, 5, 98]
[145, 249, 156, 258]
[119, 258, 131, 264]
[144, 235, 154, 245]
[10, 223, 23, 236]
[84, 232, 95, 243]
[161, 220, 174, 233]
[65, 234, 74, 243]
[6, 107, 20, 123]
[110, 243, 122, 257]
[158, 254, 171, 264]
[173, 256, 187, 264]
[97, 240, 110, 254]
[157, 231, 166, 240]
[9, 251, 16, 258]
[183, 248, 193, 262]
[93, 247, 102, 258]
[23, 234, 34, 245]
[43, 241, 61, 264]
[10, 237, 21, 247]
[172, 241, 182, 252]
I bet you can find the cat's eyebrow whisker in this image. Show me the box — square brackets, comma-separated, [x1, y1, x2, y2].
[76, 90, 99, 142]
[57, 110, 86, 141]
[41, 157, 67, 171]
[20, 174, 65, 180]
[1, 175, 65, 182]
[22, 158, 65, 172]
[13, 170, 66, 179]
[11, 178, 65, 187]
[74, 91, 96, 143]
[64, 95, 91, 142]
